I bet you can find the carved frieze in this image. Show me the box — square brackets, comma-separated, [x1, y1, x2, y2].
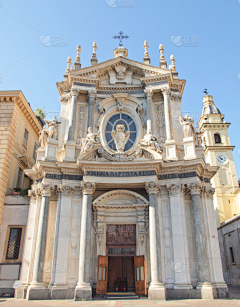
[156, 104, 166, 144]
[76, 106, 85, 145]
[106, 224, 136, 245]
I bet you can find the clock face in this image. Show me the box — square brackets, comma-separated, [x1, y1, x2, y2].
[216, 154, 229, 165]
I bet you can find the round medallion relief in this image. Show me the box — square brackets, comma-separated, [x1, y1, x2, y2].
[105, 113, 137, 152]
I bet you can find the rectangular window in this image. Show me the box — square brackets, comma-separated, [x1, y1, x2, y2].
[16, 168, 23, 189]
[23, 129, 29, 147]
[230, 247, 235, 264]
[3, 226, 24, 262]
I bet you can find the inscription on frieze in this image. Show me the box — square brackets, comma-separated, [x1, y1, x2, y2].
[157, 171, 210, 183]
[45, 173, 83, 180]
[85, 170, 156, 177]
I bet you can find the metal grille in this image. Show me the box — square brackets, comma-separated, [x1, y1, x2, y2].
[6, 228, 22, 260]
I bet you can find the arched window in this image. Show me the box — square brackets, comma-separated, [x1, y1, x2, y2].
[214, 133, 221, 144]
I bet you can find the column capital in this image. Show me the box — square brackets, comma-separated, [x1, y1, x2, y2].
[167, 184, 183, 196]
[161, 86, 171, 95]
[81, 182, 95, 195]
[144, 88, 153, 99]
[28, 189, 36, 199]
[145, 182, 159, 195]
[88, 90, 96, 100]
[206, 187, 215, 198]
[41, 184, 52, 197]
[57, 184, 74, 197]
[71, 88, 79, 97]
[189, 183, 202, 195]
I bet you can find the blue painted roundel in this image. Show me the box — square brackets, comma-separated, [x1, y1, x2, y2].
[105, 113, 137, 151]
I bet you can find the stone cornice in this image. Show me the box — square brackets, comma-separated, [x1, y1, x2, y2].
[205, 146, 234, 154]
[0, 91, 42, 138]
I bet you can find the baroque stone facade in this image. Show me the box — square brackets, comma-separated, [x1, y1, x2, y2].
[15, 43, 229, 301]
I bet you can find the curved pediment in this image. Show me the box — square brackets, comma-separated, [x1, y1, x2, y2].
[92, 189, 148, 210]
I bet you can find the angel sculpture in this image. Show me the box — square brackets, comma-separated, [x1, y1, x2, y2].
[45, 116, 61, 140]
[111, 124, 130, 153]
[139, 128, 163, 154]
[179, 114, 196, 138]
[39, 125, 49, 148]
[80, 127, 100, 154]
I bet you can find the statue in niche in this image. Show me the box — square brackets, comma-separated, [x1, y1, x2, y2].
[139, 128, 163, 154]
[80, 127, 100, 154]
[45, 116, 61, 140]
[39, 125, 49, 148]
[179, 114, 196, 138]
[111, 124, 130, 152]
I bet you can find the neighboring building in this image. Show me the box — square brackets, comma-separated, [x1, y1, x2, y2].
[0, 91, 42, 296]
[199, 96, 239, 226]
[13, 42, 229, 301]
[218, 214, 240, 286]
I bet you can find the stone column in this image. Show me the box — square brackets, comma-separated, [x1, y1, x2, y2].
[51, 185, 74, 299]
[167, 184, 192, 291]
[190, 183, 213, 299]
[145, 182, 166, 300]
[75, 182, 95, 301]
[162, 87, 177, 160]
[203, 187, 228, 298]
[27, 185, 51, 300]
[68, 88, 79, 141]
[144, 89, 154, 131]
[87, 90, 96, 129]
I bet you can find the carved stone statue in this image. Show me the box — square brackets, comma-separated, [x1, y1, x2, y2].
[179, 114, 196, 138]
[39, 125, 49, 148]
[45, 116, 61, 140]
[80, 127, 100, 154]
[138, 128, 163, 154]
[111, 124, 130, 152]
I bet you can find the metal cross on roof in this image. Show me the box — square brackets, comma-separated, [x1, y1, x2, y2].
[203, 88, 208, 95]
[113, 31, 129, 47]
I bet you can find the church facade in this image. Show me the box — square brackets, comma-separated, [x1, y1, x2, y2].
[16, 42, 228, 300]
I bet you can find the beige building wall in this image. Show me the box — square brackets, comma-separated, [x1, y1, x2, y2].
[0, 91, 42, 224]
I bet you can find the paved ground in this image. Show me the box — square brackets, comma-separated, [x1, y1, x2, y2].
[0, 286, 239, 307]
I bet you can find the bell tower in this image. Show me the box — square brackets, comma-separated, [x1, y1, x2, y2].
[199, 94, 239, 226]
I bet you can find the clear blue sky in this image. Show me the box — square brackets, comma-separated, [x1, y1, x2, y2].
[1, 0, 240, 176]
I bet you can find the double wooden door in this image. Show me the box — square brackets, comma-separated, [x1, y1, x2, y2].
[96, 255, 146, 295]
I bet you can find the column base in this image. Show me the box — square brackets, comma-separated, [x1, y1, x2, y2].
[51, 284, 70, 299]
[197, 282, 214, 300]
[74, 283, 92, 301]
[15, 285, 28, 299]
[148, 283, 166, 300]
[212, 282, 229, 299]
[27, 284, 50, 300]
[174, 283, 193, 290]
[165, 139, 178, 161]
[183, 137, 197, 160]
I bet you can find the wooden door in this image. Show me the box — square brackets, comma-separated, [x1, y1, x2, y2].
[96, 256, 108, 295]
[134, 255, 146, 295]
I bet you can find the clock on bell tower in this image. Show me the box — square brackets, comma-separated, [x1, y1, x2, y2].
[199, 94, 239, 226]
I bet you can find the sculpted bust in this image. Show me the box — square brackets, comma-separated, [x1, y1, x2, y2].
[111, 124, 130, 152]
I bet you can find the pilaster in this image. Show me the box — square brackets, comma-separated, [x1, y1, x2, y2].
[88, 90, 96, 130]
[50, 185, 75, 299]
[167, 184, 192, 290]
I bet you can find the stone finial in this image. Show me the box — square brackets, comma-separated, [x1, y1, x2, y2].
[74, 45, 81, 70]
[66, 56, 72, 74]
[159, 44, 167, 69]
[143, 40, 150, 65]
[91, 41, 98, 65]
[170, 54, 176, 71]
